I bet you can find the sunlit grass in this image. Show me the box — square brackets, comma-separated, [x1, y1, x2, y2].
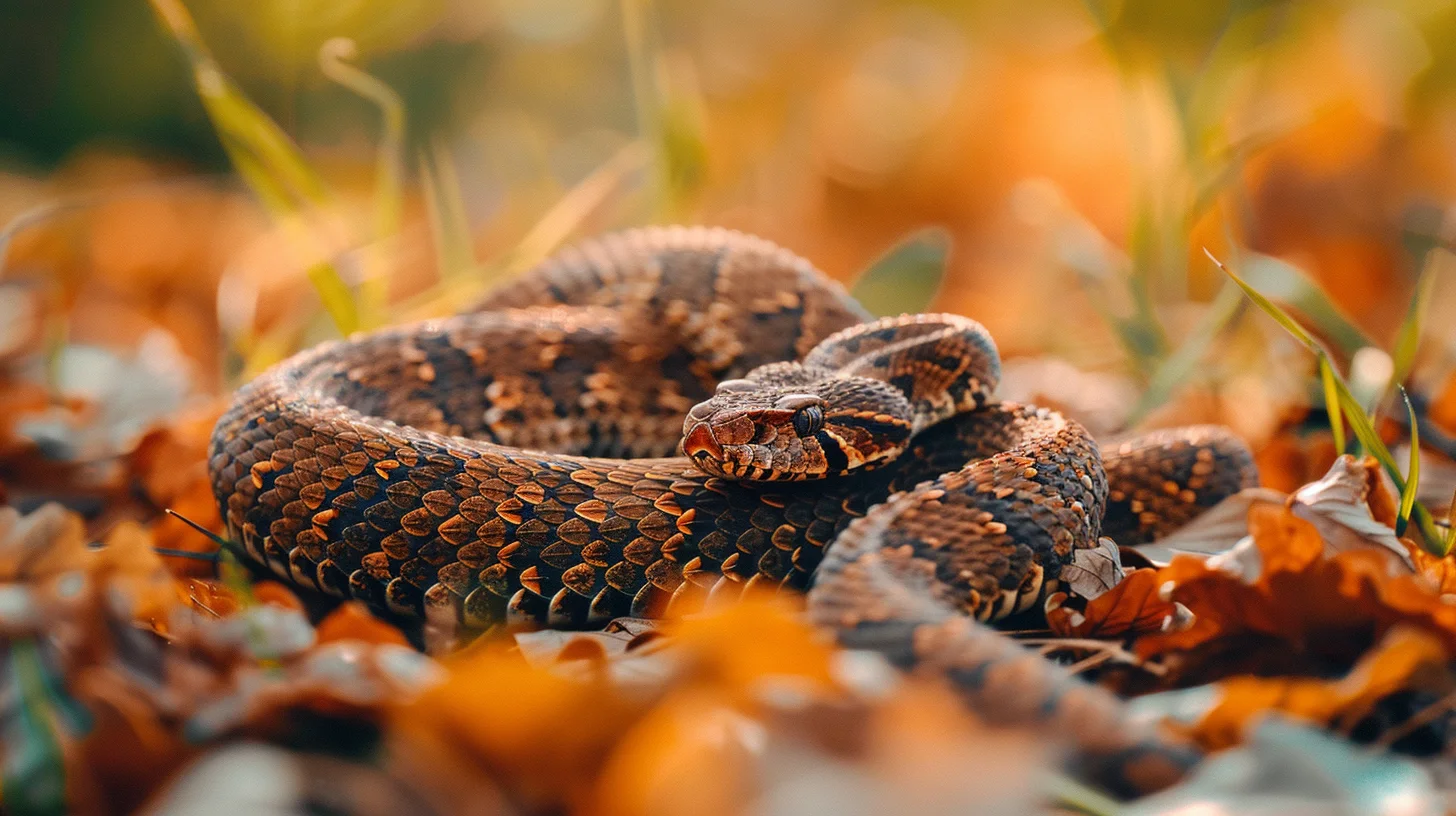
[318, 37, 405, 330]
[1400, 388, 1420, 537]
[621, 0, 706, 219]
[149, 0, 360, 336]
[1320, 356, 1346, 456]
[1390, 258, 1438, 399]
[1212, 249, 1447, 555]
[419, 138, 478, 284]
[400, 140, 651, 321]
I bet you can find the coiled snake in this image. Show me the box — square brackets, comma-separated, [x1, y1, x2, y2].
[209, 227, 1258, 794]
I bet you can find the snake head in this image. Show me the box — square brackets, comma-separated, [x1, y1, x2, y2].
[681, 370, 913, 481]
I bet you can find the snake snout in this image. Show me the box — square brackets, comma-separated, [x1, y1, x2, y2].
[681, 420, 724, 461]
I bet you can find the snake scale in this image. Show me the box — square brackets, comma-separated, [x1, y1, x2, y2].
[208, 226, 1258, 795]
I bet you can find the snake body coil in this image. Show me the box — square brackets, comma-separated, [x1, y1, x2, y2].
[209, 227, 1258, 794]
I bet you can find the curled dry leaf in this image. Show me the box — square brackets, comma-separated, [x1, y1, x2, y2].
[1135, 503, 1456, 680]
[1060, 537, 1125, 599]
[1288, 455, 1409, 568]
[1136, 456, 1408, 569]
[1408, 547, 1456, 598]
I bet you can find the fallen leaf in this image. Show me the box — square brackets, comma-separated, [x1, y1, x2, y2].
[315, 602, 410, 648]
[1046, 568, 1188, 638]
[1289, 455, 1409, 568]
[129, 400, 227, 576]
[93, 521, 181, 629]
[387, 642, 643, 814]
[1060, 537, 1126, 599]
[662, 592, 838, 693]
[1408, 547, 1456, 597]
[1136, 503, 1456, 681]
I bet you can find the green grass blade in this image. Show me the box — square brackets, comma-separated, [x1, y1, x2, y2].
[1390, 262, 1436, 395]
[1320, 355, 1346, 456]
[850, 228, 951, 317]
[419, 141, 477, 282]
[319, 38, 405, 329]
[1217, 249, 1447, 552]
[1332, 369, 1444, 548]
[1398, 388, 1420, 536]
[1207, 248, 1321, 352]
[149, 0, 358, 335]
[304, 258, 361, 337]
[1127, 280, 1245, 424]
[1236, 253, 1374, 356]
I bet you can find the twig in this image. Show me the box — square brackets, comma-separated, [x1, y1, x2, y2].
[1371, 689, 1456, 750]
[1018, 637, 1168, 677]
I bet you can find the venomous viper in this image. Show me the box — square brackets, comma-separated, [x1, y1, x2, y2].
[209, 226, 1258, 795]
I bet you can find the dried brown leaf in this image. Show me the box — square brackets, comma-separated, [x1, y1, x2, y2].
[1136, 503, 1456, 680]
[1046, 568, 1187, 638]
[1060, 537, 1125, 599]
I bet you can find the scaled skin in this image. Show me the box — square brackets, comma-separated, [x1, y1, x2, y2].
[209, 226, 1259, 796]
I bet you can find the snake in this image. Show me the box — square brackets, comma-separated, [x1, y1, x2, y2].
[208, 226, 1258, 795]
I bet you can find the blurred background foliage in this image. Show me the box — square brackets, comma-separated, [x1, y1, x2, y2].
[6, 0, 1456, 496]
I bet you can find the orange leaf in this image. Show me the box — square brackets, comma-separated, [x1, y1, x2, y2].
[316, 601, 409, 647]
[662, 591, 836, 691]
[1247, 500, 1326, 575]
[94, 521, 180, 627]
[1045, 568, 1182, 638]
[252, 581, 304, 611]
[1409, 547, 1456, 596]
[180, 578, 241, 618]
[389, 644, 641, 813]
[1137, 503, 1456, 680]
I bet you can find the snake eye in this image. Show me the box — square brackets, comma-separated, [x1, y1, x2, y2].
[791, 404, 824, 437]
